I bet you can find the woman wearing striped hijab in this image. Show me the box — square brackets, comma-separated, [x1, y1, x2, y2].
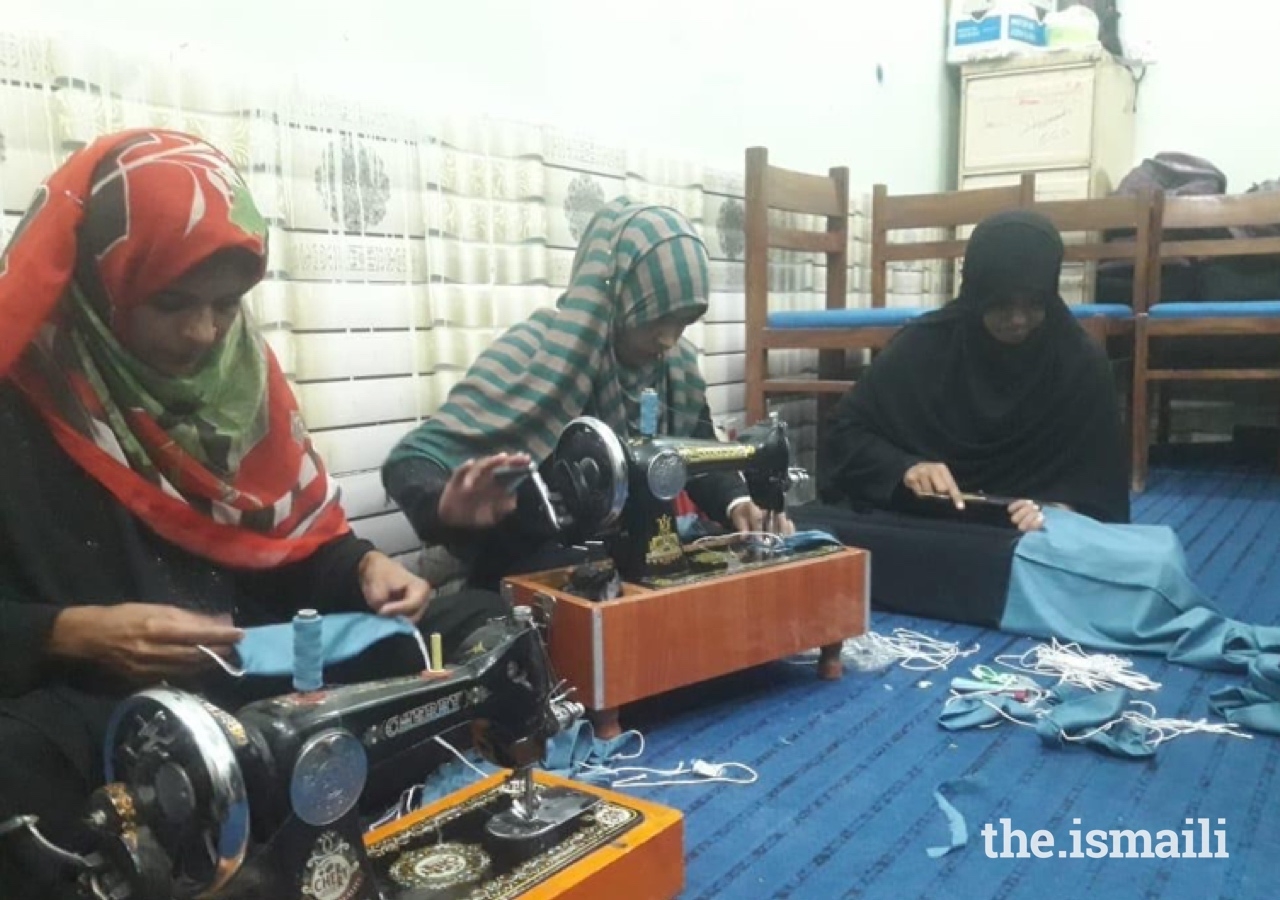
[383, 198, 787, 588]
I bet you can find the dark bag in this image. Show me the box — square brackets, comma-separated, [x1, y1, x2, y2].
[1100, 153, 1230, 305]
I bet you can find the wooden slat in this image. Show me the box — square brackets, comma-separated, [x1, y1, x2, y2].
[1146, 368, 1280, 382]
[744, 147, 771, 424]
[1034, 196, 1146, 231]
[1158, 236, 1280, 260]
[769, 226, 845, 254]
[1146, 317, 1280, 337]
[1163, 193, 1280, 230]
[1062, 243, 1143, 262]
[765, 165, 845, 217]
[882, 240, 969, 262]
[762, 327, 903, 351]
[880, 183, 1026, 230]
[761, 379, 854, 395]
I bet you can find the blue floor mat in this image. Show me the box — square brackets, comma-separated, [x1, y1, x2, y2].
[618, 463, 1280, 900]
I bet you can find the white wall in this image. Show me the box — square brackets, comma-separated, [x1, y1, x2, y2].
[1121, 0, 1280, 190]
[16, 0, 955, 193]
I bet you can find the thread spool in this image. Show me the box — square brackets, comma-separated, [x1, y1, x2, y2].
[292, 609, 324, 693]
[429, 632, 444, 672]
[639, 388, 659, 437]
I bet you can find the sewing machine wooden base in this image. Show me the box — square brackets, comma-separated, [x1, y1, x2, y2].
[363, 771, 683, 900]
[503, 547, 869, 738]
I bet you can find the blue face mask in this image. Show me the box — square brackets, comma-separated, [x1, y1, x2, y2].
[1035, 687, 1155, 760]
[231, 613, 423, 679]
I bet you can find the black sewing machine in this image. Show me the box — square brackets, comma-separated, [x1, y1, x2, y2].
[0, 611, 671, 900]
[528, 407, 813, 589]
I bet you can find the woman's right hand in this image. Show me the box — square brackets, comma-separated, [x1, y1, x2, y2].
[903, 461, 966, 510]
[46, 603, 245, 683]
[437, 452, 532, 528]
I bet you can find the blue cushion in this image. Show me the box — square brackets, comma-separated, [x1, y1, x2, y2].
[1071, 304, 1132, 319]
[767, 307, 926, 329]
[1150, 300, 1280, 319]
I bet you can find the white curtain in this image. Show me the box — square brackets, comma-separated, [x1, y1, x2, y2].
[0, 28, 949, 559]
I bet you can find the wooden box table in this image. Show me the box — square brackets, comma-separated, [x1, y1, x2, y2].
[503, 547, 869, 736]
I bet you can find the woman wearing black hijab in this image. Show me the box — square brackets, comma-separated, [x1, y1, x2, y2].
[797, 210, 1128, 626]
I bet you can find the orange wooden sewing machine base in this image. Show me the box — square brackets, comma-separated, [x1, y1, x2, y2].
[363, 770, 683, 900]
[503, 547, 869, 737]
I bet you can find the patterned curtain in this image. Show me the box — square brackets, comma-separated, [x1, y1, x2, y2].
[0, 28, 948, 562]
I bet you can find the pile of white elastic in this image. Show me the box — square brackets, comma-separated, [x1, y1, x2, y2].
[994, 639, 1162, 693]
[844, 628, 982, 672]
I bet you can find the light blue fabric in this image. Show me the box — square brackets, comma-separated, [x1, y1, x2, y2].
[1209, 653, 1280, 735]
[1035, 687, 1154, 760]
[926, 777, 984, 859]
[938, 693, 1039, 731]
[1069, 303, 1132, 319]
[676, 512, 710, 542]
[1150, 300, 1280, 319]
[782, 529, 844, 553]
[940, 684, 1153, 760]
[767, 307, 925, 329]
[235, 612, 419, 677]
[1001, 509, 1280, 672]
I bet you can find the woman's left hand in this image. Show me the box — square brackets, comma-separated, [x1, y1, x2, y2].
[358, 551, 432, 623]
[1008, 499, 1046, 533]
[729, 501, 796, 536]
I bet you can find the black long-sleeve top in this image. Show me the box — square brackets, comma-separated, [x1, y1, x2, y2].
[0, 381, 375, 699]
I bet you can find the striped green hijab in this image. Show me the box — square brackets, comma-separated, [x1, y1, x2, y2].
[388, 198, 711, 470]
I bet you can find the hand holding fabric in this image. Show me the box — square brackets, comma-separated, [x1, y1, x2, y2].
[359, 551, 431, 623]
[1008, 499, 1046, 532]
[46, 603, 244, 682]
[904, 462, 965, 509]
[437, 453, 530, 528]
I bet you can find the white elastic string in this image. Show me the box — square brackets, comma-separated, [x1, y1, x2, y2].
[610, 729, 647, 761]
[689, 532, 785, 553]
[994, 639, 1161, 693]
[609, 760, 759, 789]
[412, 629, 433, 671]
[949, 692, 1252, 747]
[197, 645, 245, 678]
[433, 735, 489, 778]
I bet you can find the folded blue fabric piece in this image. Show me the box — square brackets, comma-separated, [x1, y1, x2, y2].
[1035, 687, 1154, 760]
[782, 529, 844, 553]
[939, 685, 1153, 759]
[926, 776, 985, 859]
[236, 612, 419, 677]
[938, 694, 1039, 731]
[1002, 509, 1280, 672]
[1209, 653, 1280, 735]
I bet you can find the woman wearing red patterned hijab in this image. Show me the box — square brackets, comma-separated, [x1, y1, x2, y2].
[0, 131, 505, 895]
[1, 128, 351, 567]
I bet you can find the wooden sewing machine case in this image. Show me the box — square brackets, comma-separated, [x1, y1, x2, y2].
[362, 771, 683, 900]
[503, 546, 869, 736]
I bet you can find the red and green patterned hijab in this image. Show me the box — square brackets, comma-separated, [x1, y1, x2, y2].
[0, 129, 350, 569]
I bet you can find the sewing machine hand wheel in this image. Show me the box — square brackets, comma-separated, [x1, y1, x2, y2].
[543, 417, 630, 540]
[101, 689, 250, 898]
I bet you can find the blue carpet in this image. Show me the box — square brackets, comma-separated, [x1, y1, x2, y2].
[621, 464, 1280, 900]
